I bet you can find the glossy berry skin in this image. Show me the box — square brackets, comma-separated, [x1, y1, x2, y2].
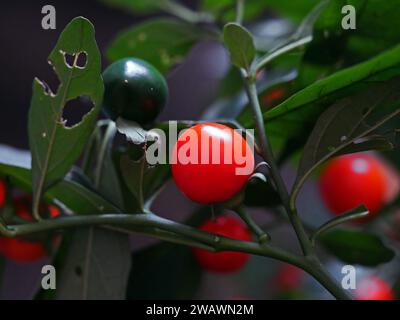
[102, 58, 168, 125]
[192, 215, 251, 273]
[318, 153, 387, 220]
[0, 179, 5, 208]
[0, 196, 60, 263]
[355, 276, 395, 300]
[171, 123, 254, 204]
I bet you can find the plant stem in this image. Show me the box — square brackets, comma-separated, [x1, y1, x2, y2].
[235, 0, 245, 25]
[243, 77, 313, 256]
[0, 212, 301, 265]
[159, 0, 214, 24]
[94, 121, 116, 188]
[235, 206, 270, 243]
[241, 75, 352, 300]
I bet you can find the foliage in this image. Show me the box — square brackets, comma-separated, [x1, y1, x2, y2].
[1, 0, 400, 300]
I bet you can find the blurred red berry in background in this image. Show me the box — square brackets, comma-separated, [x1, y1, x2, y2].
[192, 214, 251, 273]
[355, 276, 395, 300]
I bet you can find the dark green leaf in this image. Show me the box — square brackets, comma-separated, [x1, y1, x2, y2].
[291, 77, 400, 204]
[223, 23, 255, 70]
[320, 229, 395, 266]
[126, 242, 202, 299]
[202, 0, 268, 22]
[254, 0, 329, 71]
[119, 155, 170, 210]
[29, 17, 103, 215]
[55, 228, 131, 299]
[311, 205, 369, 246]
[203, 69, 296, 120]
[107, 19, 205, 74]
[239, 44, 400, 147]
[336, 135, 394, 156]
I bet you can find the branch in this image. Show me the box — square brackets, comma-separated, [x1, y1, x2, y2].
[234, 206, 270, 243]
[242, 77, 313, 256]
[0, 210, 352, 299]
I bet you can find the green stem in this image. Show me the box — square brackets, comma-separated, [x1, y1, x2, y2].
[159, 0, 214, 24]
[0, 212, 301, 265]
[235, 206, 270, 243]
[0, 209, 353, 299]
[235, 0, 244, 25]
[94, 121, 117, 188]
[241, 75, 351, 300]
[243, 77, 312, 256]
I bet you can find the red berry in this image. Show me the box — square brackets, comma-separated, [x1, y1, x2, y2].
[192, 215, 251, 273]
[355, 276, 395, 300]
[262, 87, 285, 105]
[275, 264, 304, 291]
[318, 153, 387, 220]
[0, 179, 5, 208]
[171, 123, 254, 204]
[0, 196, 60, 263]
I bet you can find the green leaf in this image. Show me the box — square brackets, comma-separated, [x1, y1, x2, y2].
[202, 0, 268, 22]
[311, 205, 369, 246]
[55, 228, 131, 299]
[320, 229, 395, 266]
[119, 155, 170, 211]
[126, 242, 202, 299]
[107, 19, 205, 74]
[28, 17, 104, 217]
[116, 118, 158, 145]
[254, 0, 329, 71]
[0, 163, 119, 214]
[311, 0, 400, 62]
[203, 69, 296, 120]
[223, 23, 255, 70]
[98, 0, 160, 13]
[291, 77, 400, 205]
[239, 44, 400, 146]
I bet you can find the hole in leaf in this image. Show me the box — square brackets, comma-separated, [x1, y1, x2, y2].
[63, 51, 88, 69]
[62, 96, 94, 127]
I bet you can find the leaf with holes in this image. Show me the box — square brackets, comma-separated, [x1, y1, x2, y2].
[28, 17, 103, 217]
[223, 23, 255, 70]
[291, 77, 400, 206]
[107, 19, 205, 74]
[320, 229, 395, 266]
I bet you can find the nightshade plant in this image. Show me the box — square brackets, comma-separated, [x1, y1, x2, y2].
[0, 0, 400, 300]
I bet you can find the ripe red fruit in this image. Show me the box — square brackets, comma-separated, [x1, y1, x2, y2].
[0, 179, 5, 208]
[0, 196, 60, 263]
[318, 153, 387, 219]
[262, 87, 285, 105]
[192, 215, 251, 273]
[355, 276, 395, 300]
[275, 264, 304, 291]
[171, 123, 254, 204]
